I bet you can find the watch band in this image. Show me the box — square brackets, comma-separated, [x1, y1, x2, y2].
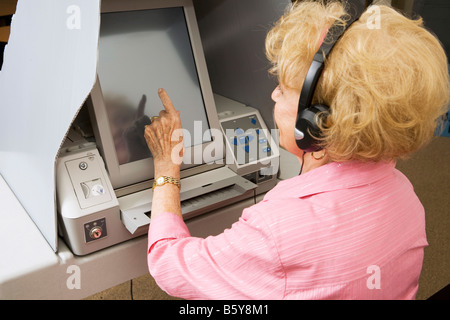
[152, 176, 181, 191]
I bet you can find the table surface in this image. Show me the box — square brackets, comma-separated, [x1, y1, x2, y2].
[0, 174, 150, 299]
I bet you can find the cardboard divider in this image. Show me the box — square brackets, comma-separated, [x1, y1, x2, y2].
[0, 0, 101, 251]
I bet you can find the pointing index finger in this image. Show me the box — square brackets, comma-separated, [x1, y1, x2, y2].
[158, 88, 177, 114]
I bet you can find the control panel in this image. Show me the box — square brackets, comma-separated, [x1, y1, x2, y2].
[221, 115, 272, 165]
[215, 94, 279, 177]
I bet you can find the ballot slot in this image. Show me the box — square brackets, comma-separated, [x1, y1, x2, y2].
[122, 183, 243, 235]
[119, 166, 256, 235]
[143, 183, 239, 217]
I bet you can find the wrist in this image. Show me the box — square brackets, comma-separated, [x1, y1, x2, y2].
[154, 161, 181, 179]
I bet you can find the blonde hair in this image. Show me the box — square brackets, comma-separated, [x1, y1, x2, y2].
[266, 1, 450, 162]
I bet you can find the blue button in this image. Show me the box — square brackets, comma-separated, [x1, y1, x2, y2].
[255, 129, 260, 135]
[251, 118, 257, 125]
[244, 145, 250, 153]
[232, 137, 238, 145]
[263, 147, 271, 153]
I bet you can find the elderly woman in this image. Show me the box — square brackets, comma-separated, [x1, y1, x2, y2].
[144, 2, 449, 299]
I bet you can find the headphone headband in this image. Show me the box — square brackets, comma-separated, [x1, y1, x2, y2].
[295, 13, 360, 152]
[299, 17, 357, 109]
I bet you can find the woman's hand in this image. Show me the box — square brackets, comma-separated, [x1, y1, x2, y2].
[144, 88, 184, 178]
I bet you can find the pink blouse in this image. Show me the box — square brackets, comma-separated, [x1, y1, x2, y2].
[147, 160, 428, 299]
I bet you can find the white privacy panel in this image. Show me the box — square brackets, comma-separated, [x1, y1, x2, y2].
[0, 0, 100, 251]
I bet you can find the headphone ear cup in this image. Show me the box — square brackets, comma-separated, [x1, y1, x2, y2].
[295, 104, 329, 152]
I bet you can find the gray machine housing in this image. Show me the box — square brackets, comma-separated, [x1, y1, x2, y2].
[56, 95, 279, 255]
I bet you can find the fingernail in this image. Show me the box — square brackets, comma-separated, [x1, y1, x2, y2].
[158, 88, 163, 94]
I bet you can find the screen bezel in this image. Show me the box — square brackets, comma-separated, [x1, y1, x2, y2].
[90, 0, 224, 190]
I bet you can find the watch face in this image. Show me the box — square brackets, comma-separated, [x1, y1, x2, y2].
[157, 177, 165, 184]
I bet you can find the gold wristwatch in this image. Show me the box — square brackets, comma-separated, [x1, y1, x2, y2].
[152, 176, 181, 191]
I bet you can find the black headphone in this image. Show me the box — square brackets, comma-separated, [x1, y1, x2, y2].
[294, 14, 360, 152]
